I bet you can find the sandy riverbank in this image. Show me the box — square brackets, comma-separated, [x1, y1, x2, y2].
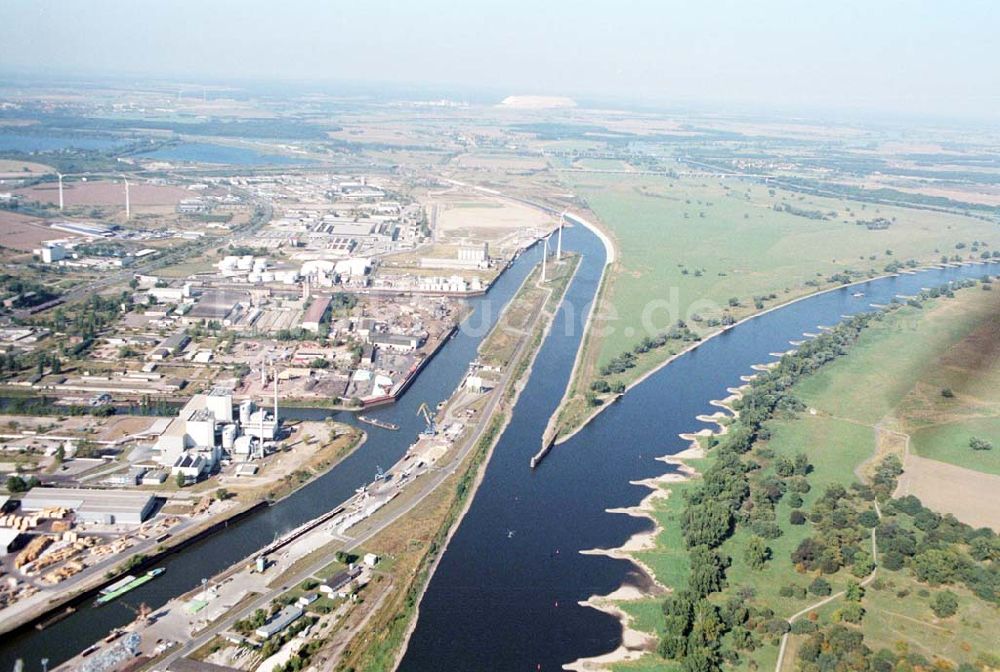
[564, 380, 754, 671]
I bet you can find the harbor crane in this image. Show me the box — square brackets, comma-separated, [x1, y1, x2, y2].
[119, 600, 152, 624]
[416, 402, 436, 435]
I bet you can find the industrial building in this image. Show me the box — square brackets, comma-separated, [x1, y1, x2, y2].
[320, 565, 361, 597]
[301, 296, 331, 333]
[154, 386, 282, 480]
[370, 332, 423, 352]
[19, 488, 156, 525]
[419, 243, 490, 270]
[37, 243, 67, 264]
[255, 605, 303, 640]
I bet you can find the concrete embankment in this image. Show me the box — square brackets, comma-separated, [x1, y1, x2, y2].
[0, 500, 268, 638]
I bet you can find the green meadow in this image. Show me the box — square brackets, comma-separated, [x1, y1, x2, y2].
[565, 173, 999, 375]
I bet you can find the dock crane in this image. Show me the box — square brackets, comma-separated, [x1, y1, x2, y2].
[416, 402, 436, 435]
[119, 600, 152, 624]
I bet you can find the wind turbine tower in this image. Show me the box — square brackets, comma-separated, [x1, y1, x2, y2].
[556, 212, 565, 260]
[57, 173, 64, 211]
[122, 176, 131, 220]
[541, 235, 550, 283]
[273, 364, 279, 426]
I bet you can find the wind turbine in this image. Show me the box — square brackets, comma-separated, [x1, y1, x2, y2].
[556, 211, 565, 260]
[57, 174, 64, 211]
[121, 175, 131, 220]
[541, 235, 551, 283]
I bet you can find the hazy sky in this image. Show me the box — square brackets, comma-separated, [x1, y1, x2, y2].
[2, 0, 998, 117]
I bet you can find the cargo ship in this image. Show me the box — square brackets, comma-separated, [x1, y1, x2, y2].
[357, 415, 399, 431]
[94, 568, 165, 606]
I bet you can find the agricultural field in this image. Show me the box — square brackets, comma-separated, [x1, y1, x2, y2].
[14, 179, 189, 207]
[0, 210, 75, 251]
[0, 158, 54, 176]
[451, 152, 549, 171]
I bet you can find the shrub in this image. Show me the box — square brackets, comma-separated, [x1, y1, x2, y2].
[589, 379, 611, 394]
[763, 618, 790, 635]
[838, 603, 865, 623]
[931, 590, 959, 618]
[751, 521, 783, 539]
[790, 620, 817, 635]
[790, 510, 807, 525]
[969, 436, 993, 451]
[808, 577, 832, 596]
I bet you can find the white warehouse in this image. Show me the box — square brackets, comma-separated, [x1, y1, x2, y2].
[20, 488, 156, 525]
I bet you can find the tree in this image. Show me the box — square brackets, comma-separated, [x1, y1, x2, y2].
[793, 452, 811, 476]
[790, 510, 807, 525]
[689, 546, 728, 596]
[851, 552, 875, 578]
[845, 580, 864, 602]
[215, 488, 230, 501]
[689, 599, 726, 649]
[5, 475, 28, 493]
[175, 472, 187, 488]
[589, 379, 611, 394]
[931, 590, 959, 618]
[744, 536, 770, 570]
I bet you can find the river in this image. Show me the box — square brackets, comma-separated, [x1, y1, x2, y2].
[397, 249, 999, 670]
[3, 221, 996, 670]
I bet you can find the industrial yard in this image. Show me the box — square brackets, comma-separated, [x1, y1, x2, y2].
[0, 111, 562, 656]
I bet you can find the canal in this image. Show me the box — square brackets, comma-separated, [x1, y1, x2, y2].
[0, 233, 545, 670]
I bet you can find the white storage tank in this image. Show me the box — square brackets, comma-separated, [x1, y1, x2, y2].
[239, 399, 254, 425]
[221, 424, 237, 450]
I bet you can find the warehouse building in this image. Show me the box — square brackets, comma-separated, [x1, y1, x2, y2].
[19, 487, 157, 525]
[301, 296, 331, 333]
[255, 605, 303, 640]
